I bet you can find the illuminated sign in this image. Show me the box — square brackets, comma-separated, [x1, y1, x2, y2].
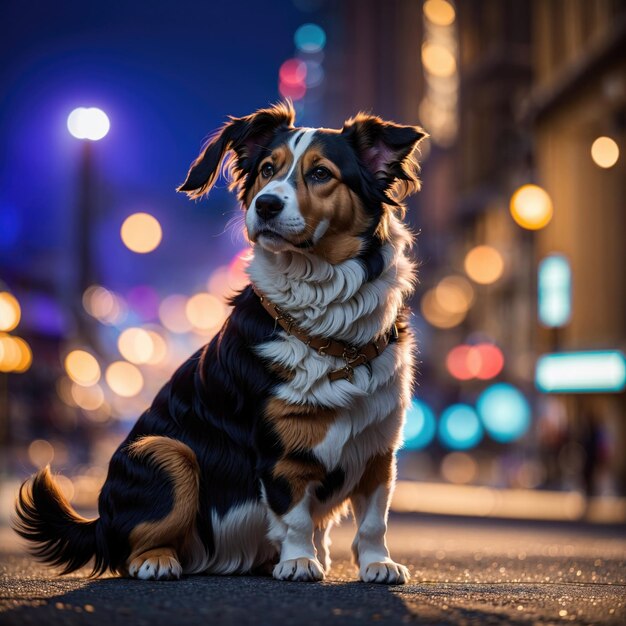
[536, 351, 626, 393]
[538, 254, 571, 327]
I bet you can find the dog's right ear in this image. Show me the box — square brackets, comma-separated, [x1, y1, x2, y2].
[177, 102, 295, 200]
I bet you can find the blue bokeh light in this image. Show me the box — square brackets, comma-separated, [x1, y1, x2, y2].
[294, 23, 326, 53]
[402, 398, 436, 450]
[438, 404, 483, 450]
[477, 383, 531, 443]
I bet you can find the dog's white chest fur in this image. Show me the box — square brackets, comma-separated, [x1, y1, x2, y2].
[249, 215, 415, 504]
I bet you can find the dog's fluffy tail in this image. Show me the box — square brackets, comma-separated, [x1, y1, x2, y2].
[13, 466, 109, 575]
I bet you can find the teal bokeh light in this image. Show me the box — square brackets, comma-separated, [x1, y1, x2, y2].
[536, 350, 626, 393]
[477, 383, 531, 443]
[402, 398, 436, 450]
[538, 254, 571, 327]
[438, 404, 483, 450]
[294, 24, 327, 53]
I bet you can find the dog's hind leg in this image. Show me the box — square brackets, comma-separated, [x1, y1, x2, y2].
[123, 437, 200, 580]
[313, 520, 333, 573]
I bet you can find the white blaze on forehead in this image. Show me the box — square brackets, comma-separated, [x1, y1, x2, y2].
[282, 128, 317, 180]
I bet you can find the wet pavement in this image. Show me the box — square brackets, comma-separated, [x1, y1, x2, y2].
[1, 515, 624, 625]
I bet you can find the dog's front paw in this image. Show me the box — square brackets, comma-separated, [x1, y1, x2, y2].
[273, 557, 325, 582]
[128, 550, 182, 581]
[360, 559, 410, 585]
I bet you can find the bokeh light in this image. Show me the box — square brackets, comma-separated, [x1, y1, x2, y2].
[590, 136, 619, 168]
[536, 350, 626, 393]
[0, 334, 32, 373]
[403, 398, 437, 450]
[509, 184, 553, 230]
[83, 285, 127, 325]
[28, 439, 54, 468]
[118, 327, 154, 364]
[441, 451, 477, 484]
[186, 293, 226, 332]
[474, 344, 505, 379]
[0, 292, 21, 332]
[538, 254, 571, 327]
[279, 59, 307, 85]
[105, 361, 144, 397]
[120, 213, 162, 254]
[67, 107, 110, 141]
[477, 383, 531, 443]
[423, 0, 456, 26]
[446, 345, 474, 380]
[464, 245, 504, 285]
[421, 289, 466, 329]
[438, 404, 483, 450]
[421, 42, 457, 78]
[64, 350, 101, 386]
[304, 60, 325, 87]
[294, 23, 326, 53]
[159, 295, 193, 333]
[446, 343, 504, 381]
[143, 328, 168, 365]
[435, 275, 474, 315]
[71, 382, 105, 411]
[279, 80, 307, 101]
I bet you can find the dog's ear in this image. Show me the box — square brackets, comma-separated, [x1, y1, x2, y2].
[178, 102, 295, 200]
[342, 113, 427, 203]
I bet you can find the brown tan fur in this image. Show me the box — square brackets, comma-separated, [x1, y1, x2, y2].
[245, 145, 293, 206]
[272, 458, 326, 504]
[126, 437, 200, 571]
[295, 148, 372, 264]
[352, 450, 395, 498]
[264, 398, 337, 452]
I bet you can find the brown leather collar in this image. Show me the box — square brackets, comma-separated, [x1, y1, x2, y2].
[252, 284, 398, 382]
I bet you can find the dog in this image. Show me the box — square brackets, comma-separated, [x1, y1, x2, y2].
[15, 102, 425, 584]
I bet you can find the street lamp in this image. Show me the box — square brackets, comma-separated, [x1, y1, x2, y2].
[67, 107, 110, 141]
[68, 106, 109, 343]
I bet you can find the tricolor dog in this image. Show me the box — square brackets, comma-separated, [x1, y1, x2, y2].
[15, 103, 426, 584]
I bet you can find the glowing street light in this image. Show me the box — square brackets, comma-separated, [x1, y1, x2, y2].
[67, 107, 110, 141]
[509, 184, 553, 230]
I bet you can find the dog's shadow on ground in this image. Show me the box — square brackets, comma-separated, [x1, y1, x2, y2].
[2, 569, 426, 626]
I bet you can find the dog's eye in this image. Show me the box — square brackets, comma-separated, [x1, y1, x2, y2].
[261, 163, 274, 179]
[310, 166, 331, 182]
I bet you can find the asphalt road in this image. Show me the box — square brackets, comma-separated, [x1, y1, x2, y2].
[1, 516, 624, 626]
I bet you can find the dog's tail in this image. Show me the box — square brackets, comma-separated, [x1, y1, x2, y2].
[13, 466, 109, 575]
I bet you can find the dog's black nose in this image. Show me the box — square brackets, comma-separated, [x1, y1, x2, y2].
[255, 194, 284, 220]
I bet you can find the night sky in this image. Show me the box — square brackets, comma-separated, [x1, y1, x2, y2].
[0, 0, 313, 296]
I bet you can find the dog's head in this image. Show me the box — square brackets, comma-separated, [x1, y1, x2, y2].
[179, 102, 426, 264]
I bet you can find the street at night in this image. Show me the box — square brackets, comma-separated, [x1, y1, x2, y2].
[1, 516, 624, 626]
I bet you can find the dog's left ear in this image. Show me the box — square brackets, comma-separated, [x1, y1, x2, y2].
[342, 113, 427, 203]
[178, 102, 295, 200]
